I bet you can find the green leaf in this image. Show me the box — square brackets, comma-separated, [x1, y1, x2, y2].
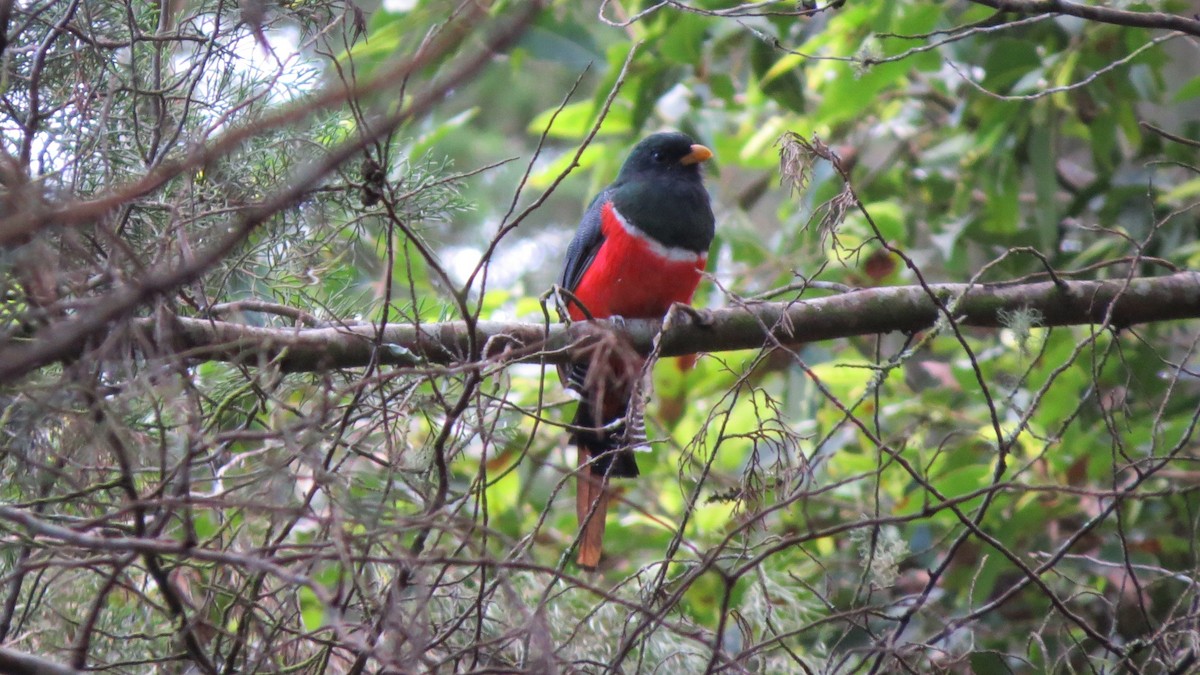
[657, 11, 707, 66]
[1172, 74, 1200, 102]
[192, 512, 219, 541]
[630, 65, 678, 129]
[485, 461, 521, 514]
[526, 100, 633, 139]
[1010, 66, 1048, 95]
[528, 143, 603, 189]
[409, 108, 477, 160]
[935, 464, 991, 504]
[761, 51, 804, 86]
[970, 651, 1015, 675]
[753, 40, 806, 113]
[862, 201, 905, 243]
[1162, 177, 1200, 205]
[299, 585, 325, 631]
[975, 159, 1020, 237]
[520, 15, 602, 69]
[809, 362, 874, 402]
[814, 58, 909, 128]
[708, 73, 735, 102]
[889, 3, 941, 44]
[1029, 120, 1058, 252]
[981, 38, 1041, 92]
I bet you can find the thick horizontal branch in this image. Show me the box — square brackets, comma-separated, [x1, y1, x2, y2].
[0, 646, 79, 675]
[143, 273, 1200, 372]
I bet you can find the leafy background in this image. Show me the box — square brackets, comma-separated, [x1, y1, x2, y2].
[1, 0, 1198, 672]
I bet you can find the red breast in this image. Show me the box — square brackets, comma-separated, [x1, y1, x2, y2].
[568, 202, 707, 322]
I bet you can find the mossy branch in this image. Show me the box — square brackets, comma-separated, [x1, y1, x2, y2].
[132, 272, 1200, 372]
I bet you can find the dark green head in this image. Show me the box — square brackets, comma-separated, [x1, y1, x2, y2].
[609, 132, 715, 253]
[615, 132, 713, 184]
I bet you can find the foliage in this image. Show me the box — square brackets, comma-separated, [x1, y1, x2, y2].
[0, 0, 1198, 673]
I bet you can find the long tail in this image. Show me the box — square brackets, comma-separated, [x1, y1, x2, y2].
[575, 446, 611, 569]
[571, 398, 639, 569]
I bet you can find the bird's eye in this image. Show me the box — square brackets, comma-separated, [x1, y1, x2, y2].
[651, 150, 665, 163]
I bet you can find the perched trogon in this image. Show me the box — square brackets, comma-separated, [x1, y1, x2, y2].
[559, 132, 715, 569]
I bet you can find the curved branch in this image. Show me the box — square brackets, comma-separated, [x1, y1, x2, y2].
[131, 272, 1200, 372]
[968, 0, 1200, 38]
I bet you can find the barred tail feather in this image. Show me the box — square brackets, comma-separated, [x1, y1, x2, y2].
[571, 397, 640, 569]
[571, 398, 640, 478]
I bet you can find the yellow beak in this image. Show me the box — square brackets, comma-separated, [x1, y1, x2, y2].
[680, 144, 714, 166]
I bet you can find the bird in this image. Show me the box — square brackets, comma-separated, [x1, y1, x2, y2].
[559, 131, 715, 569]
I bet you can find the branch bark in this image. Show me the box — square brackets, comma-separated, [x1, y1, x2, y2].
[129, 272, 1200, 372]
[0, 646, 79, 675]
[968, 0, 1200, 38]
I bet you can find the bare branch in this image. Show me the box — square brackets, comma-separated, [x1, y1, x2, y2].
[107, 272, 1200, 373]
[0, 647, 79, 675]
[0, 2, 543, 383]
[967, 0, 1200, 37]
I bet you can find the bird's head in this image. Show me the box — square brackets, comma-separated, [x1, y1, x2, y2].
[616, 132, 713, 183]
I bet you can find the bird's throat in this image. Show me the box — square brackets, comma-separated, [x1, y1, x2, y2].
[606, 204, 708, 264]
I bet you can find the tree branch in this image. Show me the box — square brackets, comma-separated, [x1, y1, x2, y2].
[0, 646, 79, 675]
[967, 0, 1200, 38]
[0, 3, 542, 383]
[134, 273, 1200, 372]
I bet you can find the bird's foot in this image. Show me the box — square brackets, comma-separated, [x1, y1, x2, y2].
[543, 285, 597, 324]
[666, 303, 714, 329]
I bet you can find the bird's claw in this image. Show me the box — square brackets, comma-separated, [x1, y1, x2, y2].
[667, 303, 714, 329]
